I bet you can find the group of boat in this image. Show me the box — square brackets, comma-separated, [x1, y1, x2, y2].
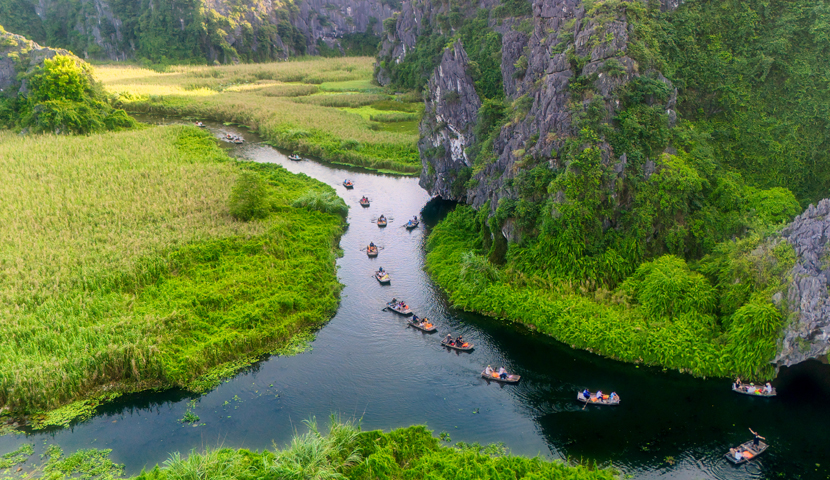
[225, 133, 244, 144]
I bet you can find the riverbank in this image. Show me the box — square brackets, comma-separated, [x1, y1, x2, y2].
[0, 126, 345, 425]
[2, 421, 616, 480]
[95, 58, 422, 175]
[425, 206, 790, 380]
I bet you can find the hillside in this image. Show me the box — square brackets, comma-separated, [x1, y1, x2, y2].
[378, 0, 830, 376]
[0, 0, 396, 63]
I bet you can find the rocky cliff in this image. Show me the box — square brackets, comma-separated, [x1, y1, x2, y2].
[774, 199, 830, 367]
[1, 0, 396, 62]
[0, 29, 73, 97]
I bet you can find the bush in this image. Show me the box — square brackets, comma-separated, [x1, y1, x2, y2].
[229, 172, 269, 221]
[292, 191, 348, 216]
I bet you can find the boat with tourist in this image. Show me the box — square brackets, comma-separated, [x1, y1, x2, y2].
[481, 366, 520, 384]
[385, 299, 412, 315]
[375, 269, 390, 284]
[577, 390, 620, 405]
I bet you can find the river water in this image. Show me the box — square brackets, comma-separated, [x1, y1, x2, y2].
[2, 121, 828, 479]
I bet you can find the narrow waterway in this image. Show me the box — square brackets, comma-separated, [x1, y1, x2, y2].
[2, 121, 828, 480]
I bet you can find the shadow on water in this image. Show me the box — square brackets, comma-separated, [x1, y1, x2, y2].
[2, 118, 829, 480]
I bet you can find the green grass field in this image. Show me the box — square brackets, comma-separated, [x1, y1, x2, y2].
[96, 58, 422, 174]
[0, 126, 345, 418]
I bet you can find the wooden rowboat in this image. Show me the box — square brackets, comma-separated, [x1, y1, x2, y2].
[481, 370, 520, 384]
[343, 181, 354, 189]
[441, 340, 474, 351]
[724, 440, 768, 465]
[405, 220, 419, 229]
[408, 319, 436, 333]
[359, 198, 370, 207]
[385, 300, 412, 315]
[375, 271, 390, 284]
[377, 217, 387, 227]
[288, 154, 302, 161]
[577, 391, 620, 405]
[732, 385, 776, 397]
[367, 246, 378, 257]
[233, 139, 243, 144]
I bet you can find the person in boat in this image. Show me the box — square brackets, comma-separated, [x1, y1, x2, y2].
[749, 428, 765, 448]
[485, 365, 493, 376]
[609, 392, 619, 402]
[596, 390, 603, 400]
[730, 448, 744, 461]
[498, 366, 507, 380]
[378, 266, 384, 272]
[582, 389, 590, 400]
[455, 335, 464, 346]
[764, 382, 773, 394]
[745, 383, 756, 394]
[369, 242, 376, 248]
[735, 377, 742, 387]
[423, 318, 431, 328]
[445, 334, 454, 345]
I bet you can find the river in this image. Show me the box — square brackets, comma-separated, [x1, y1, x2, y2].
[1, 120, 828, 480]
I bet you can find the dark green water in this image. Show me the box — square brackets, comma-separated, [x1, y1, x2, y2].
[1, 121, 827, 479]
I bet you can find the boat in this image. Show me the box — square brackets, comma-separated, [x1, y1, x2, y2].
[724, 440, 769, 465]
[288, 154, 302, 161]
[385, 299, 412, 315]
[343, 180, 354, 189]
[577, 391, 620, 405]
[195, 122, 205, 128]
[377, 216, 387, 227]
[408, 318, 437, 333]
[732, 384, 776, 397]
[359, 198, 370, 207]
[405, 219, 419, 229]
[375, 270, 390, 284]
[232, 137, 243, 144]
[441, 340, 474, 351]
[367, 245, 378, 257]
[481, 369, 521, 384]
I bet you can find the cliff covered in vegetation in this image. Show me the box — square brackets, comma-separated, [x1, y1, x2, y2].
[0, 0, 397, 63]
[380, 0, 830, 376]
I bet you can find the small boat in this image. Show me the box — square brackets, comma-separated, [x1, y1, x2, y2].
[377, 216, 387, 227]
[343, 180, 354, 189]
[375, 270, 390, 284]
[232, 136, 243, 144]
[367, 245, 378, 257]
[405, 219, 419, 229]
[195, 121, 205, 128]
[732, 384, 776, 397]
[441, 340, 474, 351]
[359, 198, 370, 207]
[385, 299, 412, 315]
[408, 318, 436, 333]
[481, 370, 521, 384]
[577, 391, 620, 406]
[724, 440, 769, 465]
[288, 154, 302, 161]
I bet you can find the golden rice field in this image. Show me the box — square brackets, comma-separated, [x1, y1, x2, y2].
[0, 126, 345, 417]
[95, 57, 422, 174]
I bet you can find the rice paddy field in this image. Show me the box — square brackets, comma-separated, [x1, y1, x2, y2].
[0, 126, 345, 418]
[95, 58, 422, 174]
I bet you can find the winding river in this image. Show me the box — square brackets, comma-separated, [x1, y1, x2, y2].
[2, 121, 829, 479]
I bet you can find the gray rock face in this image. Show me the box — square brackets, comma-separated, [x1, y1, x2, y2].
[413, 0, 676, 209]
[17, 0, 396, 61]
[774, 199, 830, 367]
[418, 42, 481, 200]
[0, 32, 74, 97]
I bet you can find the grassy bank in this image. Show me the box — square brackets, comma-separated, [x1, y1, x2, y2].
[0, 126, 345, 421]
[426, 207, 791, 380]
[1, 421, 616, 480]
[95, 58, 422, 174]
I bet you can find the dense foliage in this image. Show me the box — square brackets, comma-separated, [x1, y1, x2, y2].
[0, 50, 135, 134]
[0, 126, 345, 417]
[415, 0, 816, 378]
[1, 421, 615, 480]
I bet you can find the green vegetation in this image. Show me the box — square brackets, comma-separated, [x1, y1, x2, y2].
[98, 58, 422, 174]
[417, 0, 816, 379]
[0, 30, 135, 134]
[0, 420, 616, 479]
[0, 126, 345, 420]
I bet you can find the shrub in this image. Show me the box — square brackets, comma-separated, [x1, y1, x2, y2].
[292, 191, 348, 216]
[229, 172, 269, 221]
